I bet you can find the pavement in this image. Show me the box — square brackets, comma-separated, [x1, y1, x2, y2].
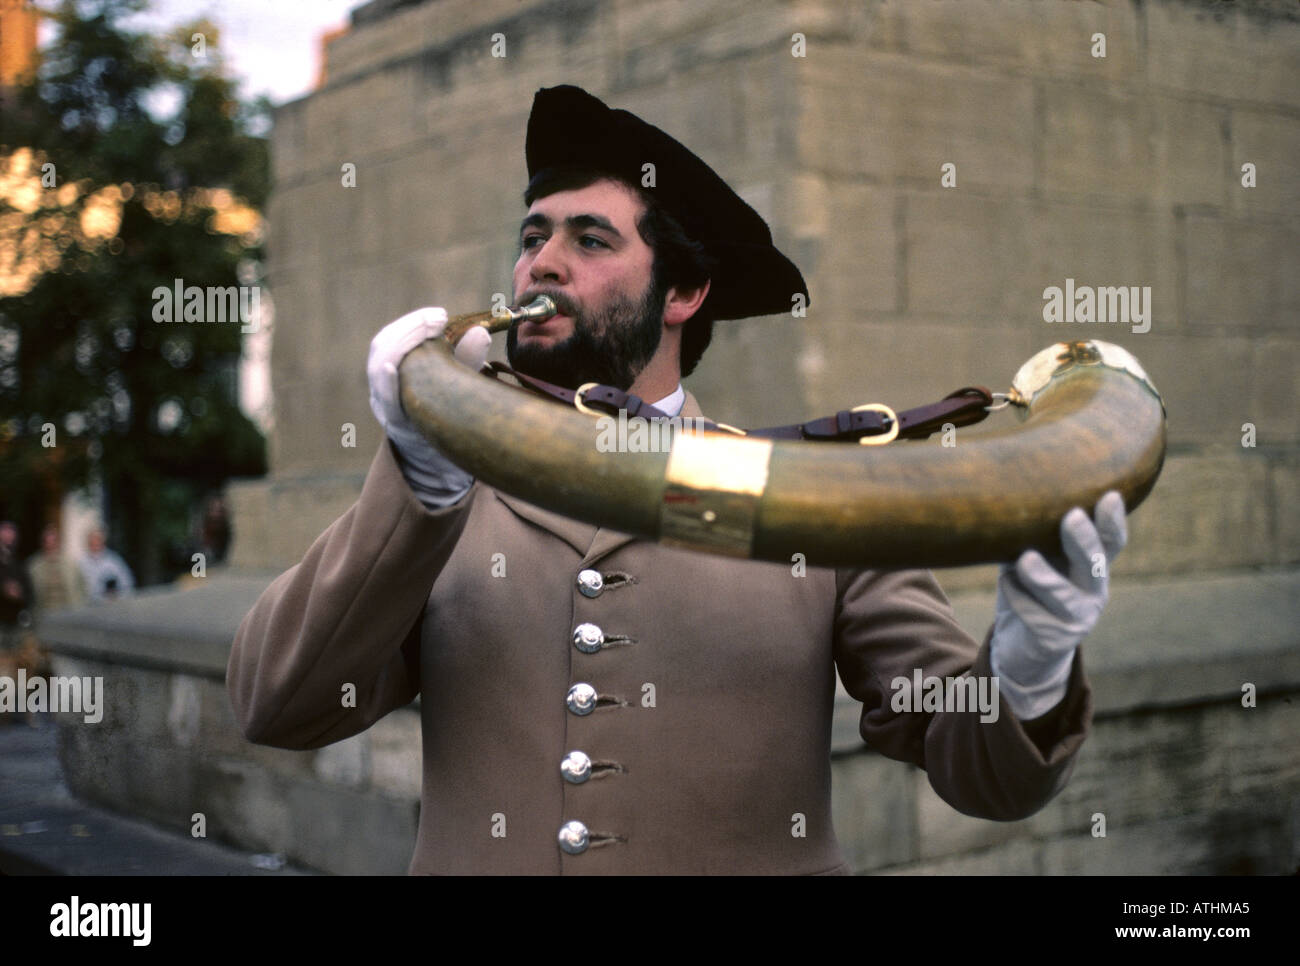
[0, 719, 315, 875]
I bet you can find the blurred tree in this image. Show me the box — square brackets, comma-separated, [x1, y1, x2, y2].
[0, 0, 269, 584]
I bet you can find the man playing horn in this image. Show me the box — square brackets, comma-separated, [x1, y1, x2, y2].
[229, 85, 1127, 874]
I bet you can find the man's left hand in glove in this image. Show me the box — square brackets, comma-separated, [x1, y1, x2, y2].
[990, 490, 1128, 722]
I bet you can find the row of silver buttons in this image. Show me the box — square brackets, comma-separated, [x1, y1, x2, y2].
[563, 571, 610, 854]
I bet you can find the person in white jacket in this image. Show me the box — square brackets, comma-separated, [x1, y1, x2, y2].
[78, 528, 135, 602]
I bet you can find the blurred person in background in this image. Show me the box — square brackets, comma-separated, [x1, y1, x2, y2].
[28, 524, 86, 616]
[200, 496, 233, 566]
[0, 521, 35, 653]
[79, 528, 136, 602]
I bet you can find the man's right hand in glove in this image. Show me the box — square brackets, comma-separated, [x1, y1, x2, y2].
[367, 307, 493, 509]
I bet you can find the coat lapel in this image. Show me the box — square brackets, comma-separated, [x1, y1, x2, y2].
[492, 389, 708, 565]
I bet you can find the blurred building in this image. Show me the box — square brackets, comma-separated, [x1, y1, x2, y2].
[0, 0, 38, 92]
[42, 0, 1299, 874]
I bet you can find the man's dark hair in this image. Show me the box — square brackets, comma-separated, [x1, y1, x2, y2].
[523, 167, 718, 377]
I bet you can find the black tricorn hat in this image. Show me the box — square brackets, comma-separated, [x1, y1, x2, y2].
[525, 85, 808, 321]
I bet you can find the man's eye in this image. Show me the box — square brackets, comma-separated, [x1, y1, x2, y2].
[579, 235, 609, 249]
[521, 234, 545, 249]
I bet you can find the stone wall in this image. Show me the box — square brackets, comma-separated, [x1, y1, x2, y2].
[231, 0, 1297, 591]
[41, 566, 1298, 875]
[43, 578, 422, 875]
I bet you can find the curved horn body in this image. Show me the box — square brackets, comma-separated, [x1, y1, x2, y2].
[400, 335, 1165, 569]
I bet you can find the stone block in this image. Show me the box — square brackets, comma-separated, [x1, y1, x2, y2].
[403, 241, 503, 320]
[1270, 454, 1300, 564]
[261, 472, 366, 571]
[765, 176, 897, 335]
[300, 67, 422, 178]
[1116, 453, 1272, 574]
[613, 0, 763, 56]
[224, 477, 271, 572]
[1020, 203, 1179, 336]
[1133, 333, 1253, 446]
[686, 312, 811, 429]
[266, 181, 331, 277]
[905, 191, 1034, 321]
[1048, 709, 1231, 833]
[265, 269, 328, 389]
[797, 52, 1035, 192]
[281, 775, 418, 875]
[793, 317, 1038, 423]
[737, 50, 803, 176]
[881, 837, 1040, 875]
[1248, 336, 1299, 445]
[325, 0, 450, 82]
[201, 757, 296, 855]
[930, 564, 1001, 597]
[1184, 214, 1300, 333]
[1041, 803, 1295, 875]
[121, 738, 201, 833]
[915, 774, 1033, 862]
[847, 0, 1142, 80]
[904, 193, 1178, 332]
[830, 750, 917, 871]
[673, 1, 793, 66]
[1039, 85, 1228, 206]
[312, 732, 371, 788]
[57, 714, 131, 808]
[270, 98, 309, 187]
[1150, 93, 1231, 208]
[369, 708, 422, 801]
[1230, 109, 1300, 218]
[1146, 0, 1300, 108]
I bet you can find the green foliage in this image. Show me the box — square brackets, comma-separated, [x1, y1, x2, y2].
[0, 0, 269, 583]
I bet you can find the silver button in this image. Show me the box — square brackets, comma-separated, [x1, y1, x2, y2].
[566, 683, 597, 716]
[560, 750, 592, 784]
[573, 623, 605, 654]
[576, 569, 604, 598]
[558, 820, 589, 855]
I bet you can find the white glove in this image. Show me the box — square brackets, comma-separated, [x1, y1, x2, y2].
[990, 490, 1127, 721]
[367, 307, 492, 509]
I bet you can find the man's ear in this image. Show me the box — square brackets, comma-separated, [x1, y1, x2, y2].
[663, 279, 711, 328]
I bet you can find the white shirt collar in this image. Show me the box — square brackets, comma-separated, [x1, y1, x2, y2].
[649, 383, 685, 417]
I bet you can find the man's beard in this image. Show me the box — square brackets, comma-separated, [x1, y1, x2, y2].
[506, 274, 666, 392]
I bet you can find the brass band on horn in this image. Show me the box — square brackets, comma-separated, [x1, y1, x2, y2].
[399, 296, 1167, 569]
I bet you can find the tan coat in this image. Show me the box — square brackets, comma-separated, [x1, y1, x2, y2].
[228, 391, 1092, 874]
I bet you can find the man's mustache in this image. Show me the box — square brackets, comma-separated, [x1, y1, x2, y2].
[517, 289, 580, 319]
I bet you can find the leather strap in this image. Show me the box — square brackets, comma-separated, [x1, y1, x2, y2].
[481, 362, 992, 442]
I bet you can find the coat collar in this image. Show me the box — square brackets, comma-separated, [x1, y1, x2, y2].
[492, 389, 705, 564]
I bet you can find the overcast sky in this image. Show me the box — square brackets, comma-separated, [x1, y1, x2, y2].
[42, 0, 363, 107]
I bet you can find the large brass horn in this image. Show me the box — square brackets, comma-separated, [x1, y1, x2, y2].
[400, 298, 1166, 568]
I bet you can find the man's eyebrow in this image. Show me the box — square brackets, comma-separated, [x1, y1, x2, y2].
[519, 212, 550, 235]
[565, 213, 623, 238]
[518, 212, 624, 239]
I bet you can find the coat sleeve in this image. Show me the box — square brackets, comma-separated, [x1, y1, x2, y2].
[832, 567, 1093, 821]
[227, 439, 476, 750]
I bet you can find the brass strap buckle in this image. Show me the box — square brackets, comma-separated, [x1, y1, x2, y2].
[850, 403, 900, 446]
[573, 382, 602, 418]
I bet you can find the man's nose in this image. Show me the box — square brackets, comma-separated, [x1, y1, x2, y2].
[528, 236, 568, 285]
